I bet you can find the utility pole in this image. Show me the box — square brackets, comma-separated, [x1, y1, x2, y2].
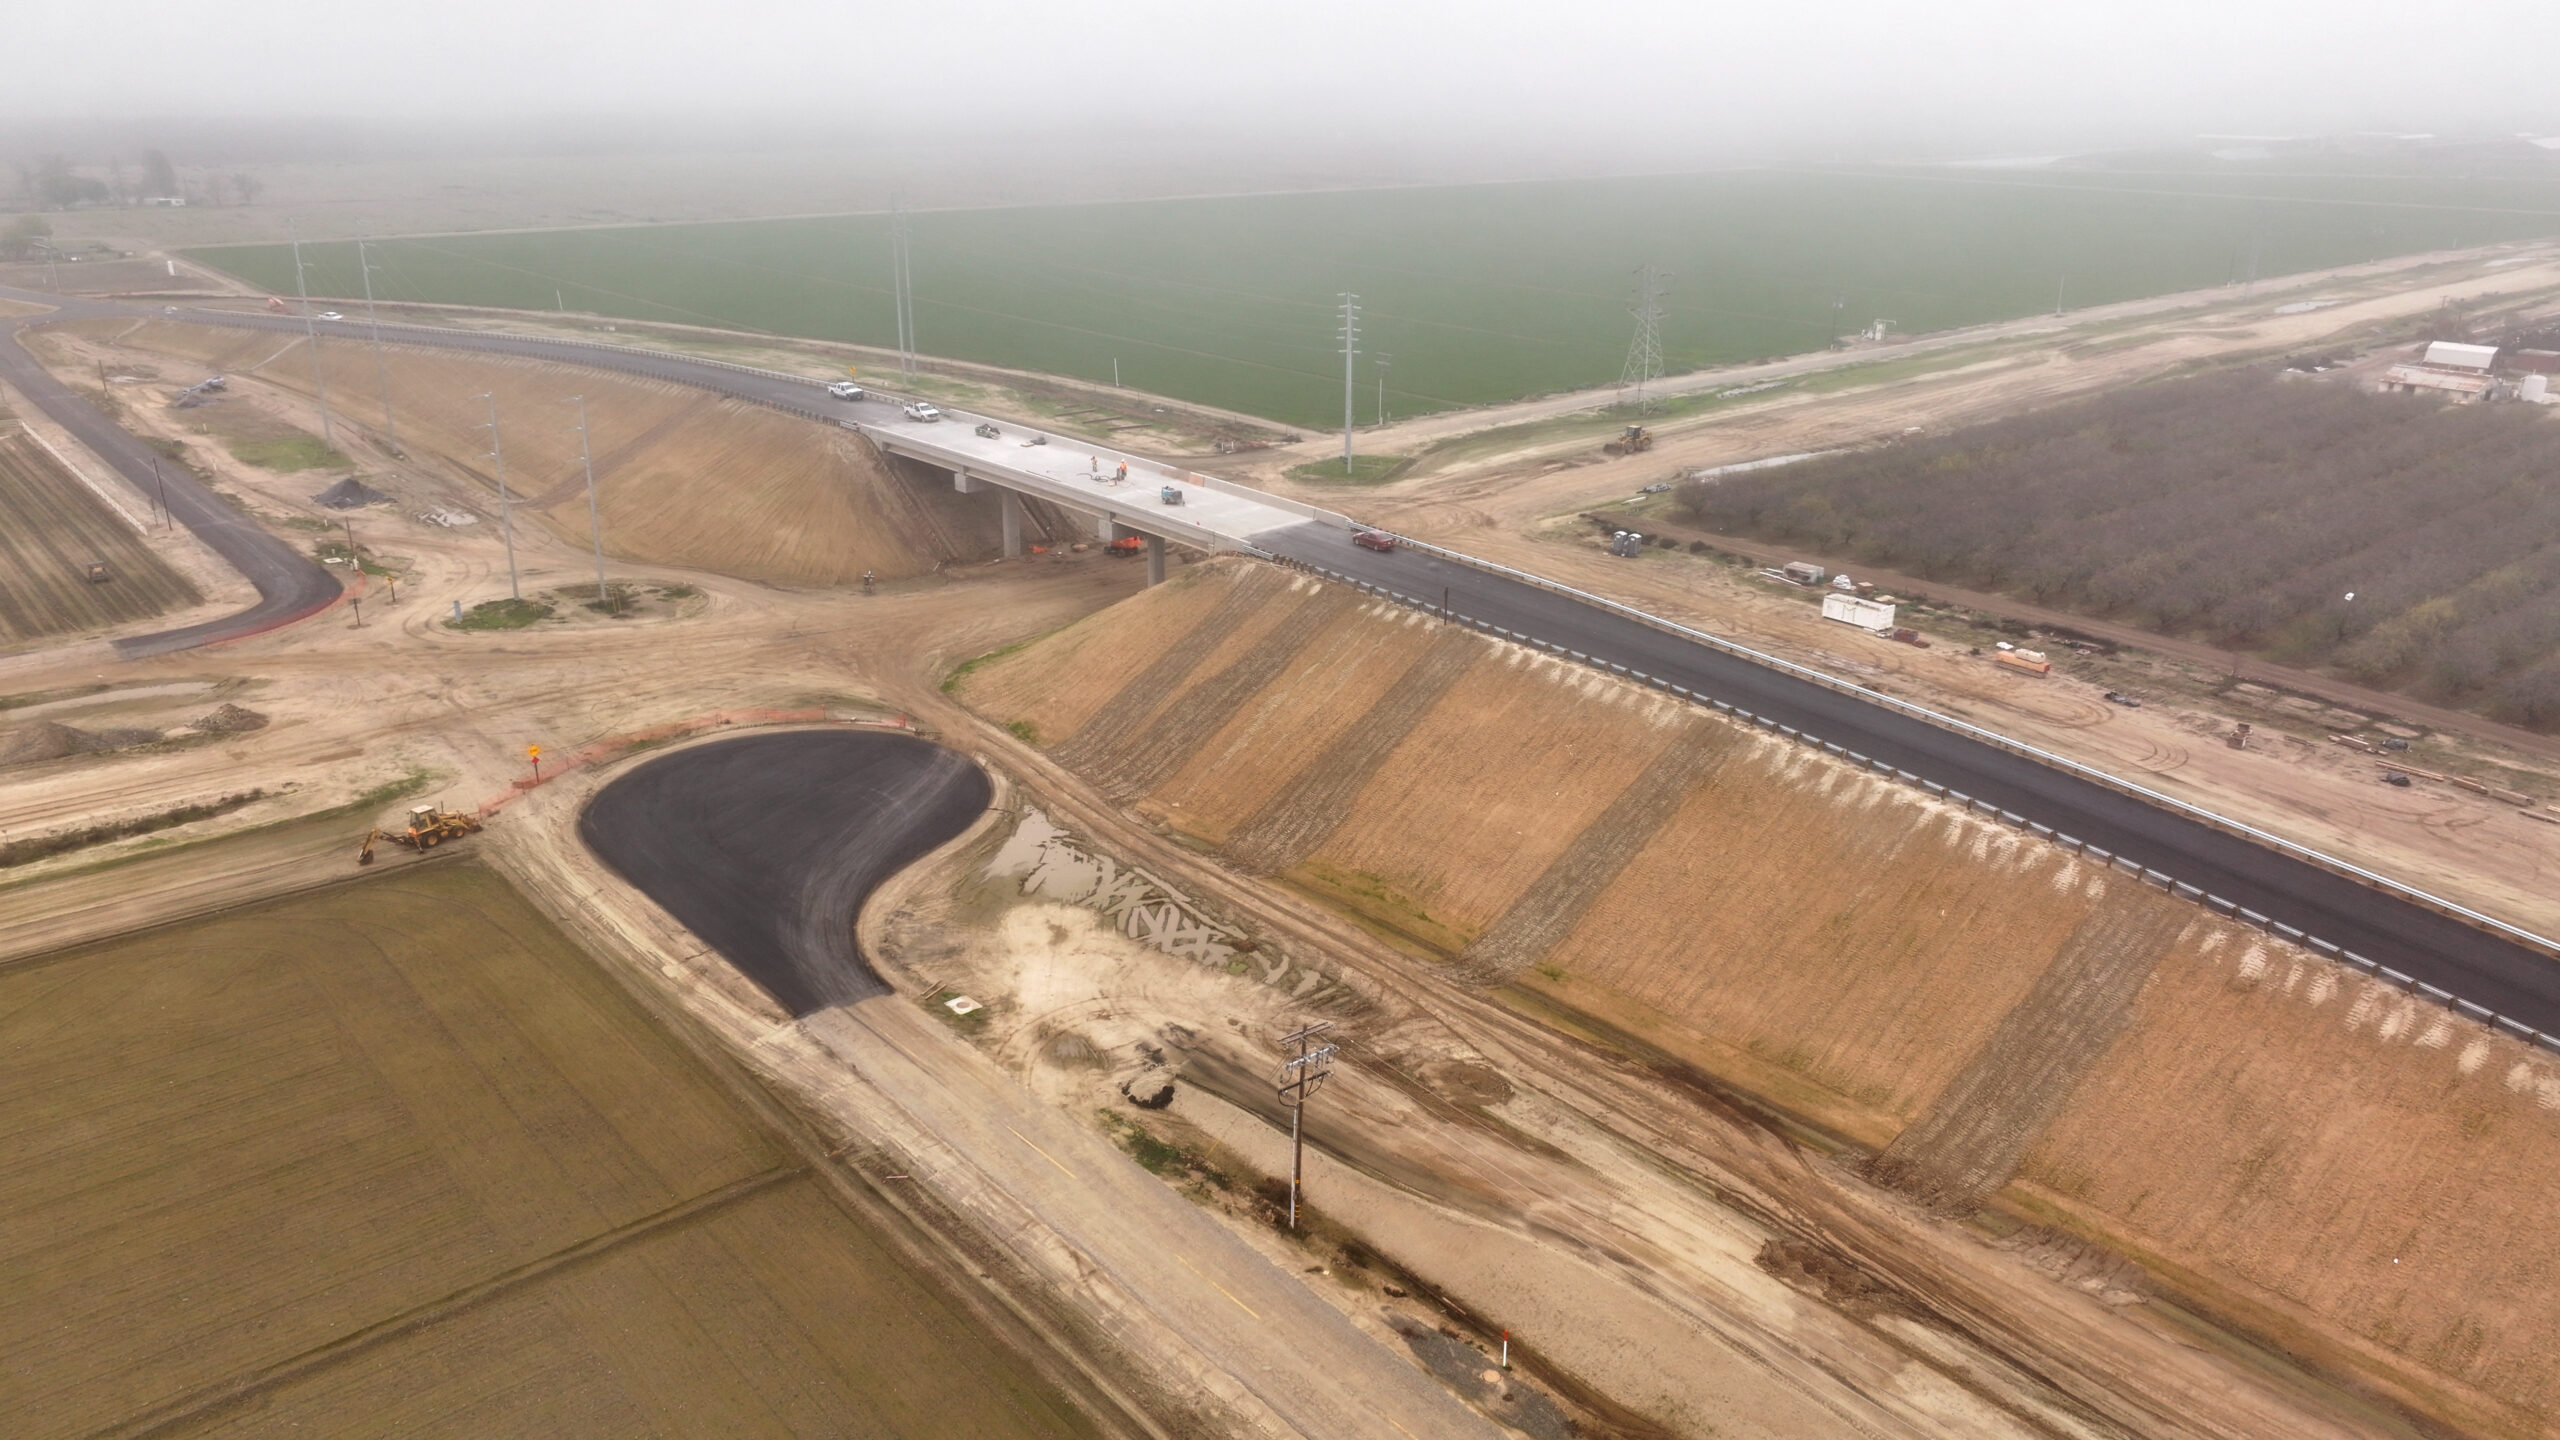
[1337, 295, 1360, 474]
[1375, 353, 1390, 427]
[1275, 1020, 1338, 1230]
[1618, 264, 1668, 413]
[571, 395, 609, 611]
[287, 219, 336, 449]
[357, 237, 397, 456]
[890, 202, 917, 381]
[477, 393, 519, 601]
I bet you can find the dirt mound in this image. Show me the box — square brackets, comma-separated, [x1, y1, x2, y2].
[111, 332, 1047, 586]
[188, 703, 268, 734]
[0, 721, 159, 769]
[958, 555, 2560, 1433]
[310, 477, 391, 509]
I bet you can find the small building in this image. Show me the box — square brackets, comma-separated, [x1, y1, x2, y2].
[2380, 364, 2496, 401]
[1821, 593, 1897, 631]
[2422, 341, 2499, 371]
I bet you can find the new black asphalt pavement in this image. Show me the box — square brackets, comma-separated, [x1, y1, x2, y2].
[580, 731, 992, 1015]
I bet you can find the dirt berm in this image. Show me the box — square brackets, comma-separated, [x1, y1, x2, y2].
[55, 320, 1082, 585]
[960, 555, 2560, 1439]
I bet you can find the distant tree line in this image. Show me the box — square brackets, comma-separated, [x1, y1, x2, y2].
[9, 151, 261, 209]
[1677, 370, 2560, 728]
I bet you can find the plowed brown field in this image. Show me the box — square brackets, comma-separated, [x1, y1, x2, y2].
[0, 858, 1099, 1439]
[959, 555, 2560, 1437]
[0, 423, 196, 643]
[67, 320, 1020, 585]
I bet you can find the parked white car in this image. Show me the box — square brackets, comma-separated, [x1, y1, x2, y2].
[903, 402, 943, 422]
[827, 381, 866, 400]
[316, 310, 344, 321]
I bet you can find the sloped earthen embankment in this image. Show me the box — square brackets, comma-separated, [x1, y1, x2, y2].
[959, 556, 2560, 1438]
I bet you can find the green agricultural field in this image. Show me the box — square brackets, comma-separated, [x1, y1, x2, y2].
[191, 165, 2560, 428]
[0, 859, 1101, 1439]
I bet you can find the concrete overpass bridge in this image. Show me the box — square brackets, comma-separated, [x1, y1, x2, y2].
[851, 407, 1345, 585]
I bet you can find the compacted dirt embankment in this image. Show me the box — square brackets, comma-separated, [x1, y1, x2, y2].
[959, 555, 2560, 1439]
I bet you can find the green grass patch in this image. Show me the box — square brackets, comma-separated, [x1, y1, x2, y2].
[226, 436, 350, 472]
[1004, 719, 1039, 745]
[184, 165, 2560, 429]
[942, 637, 1036, 693]
[1284, 453, 1411, 486]
[446, 597, 554, 630]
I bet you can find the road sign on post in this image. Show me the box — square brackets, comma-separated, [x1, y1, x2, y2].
[1275, 1021, 1337, 1229]
[528, 744, 541, 781]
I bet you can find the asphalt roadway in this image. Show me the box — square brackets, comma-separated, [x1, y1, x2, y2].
[14, 291, 2558, 1035]
[579, 729, 992, 1015]
[0, 296, 341, 656]
[1277, 522, 2560, 1034]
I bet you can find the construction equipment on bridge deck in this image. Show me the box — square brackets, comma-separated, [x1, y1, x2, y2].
[974, 422, 1001, 439]
[1159, 485, 1186, 505]
[1603, 424, 1654, 456]
[357, 804, 483, 865]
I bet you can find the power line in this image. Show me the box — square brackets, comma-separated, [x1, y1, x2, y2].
[1275, 1021, 1338, 1230]
[357, 237, 396, 457]
[477, 393, 519, 602]
[891, 202, 917, 381]
[287, 219, 337, 449]
[1618, 263, 1668, 414]
[1337, 295, 1359, 473]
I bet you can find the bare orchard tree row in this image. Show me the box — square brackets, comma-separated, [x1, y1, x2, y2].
[1678, 370, 2560, 728]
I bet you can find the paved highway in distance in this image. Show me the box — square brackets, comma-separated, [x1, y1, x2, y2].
[0, 295, 343, 654]
[27, 296, 2559, 1037]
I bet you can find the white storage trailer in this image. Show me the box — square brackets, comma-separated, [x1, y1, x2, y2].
[1821, 593, 1897, 631]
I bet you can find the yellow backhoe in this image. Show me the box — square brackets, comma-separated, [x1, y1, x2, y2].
[1603, 424, 1654, 456]
[358, 804, 483, 865]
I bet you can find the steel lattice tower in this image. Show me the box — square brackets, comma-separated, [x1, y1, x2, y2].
[1618, 264, 1669, 412]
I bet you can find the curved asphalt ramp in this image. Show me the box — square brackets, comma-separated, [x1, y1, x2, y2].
[580, 730, 992, 1015]
[0, 311, 342, 656]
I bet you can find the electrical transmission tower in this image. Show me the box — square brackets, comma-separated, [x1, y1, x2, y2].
[1336, 295, 1360, 474]
[1618, 263, 1669, 413]
[1275, 1021, 1338, 1229]
[890, 203, 917, 381]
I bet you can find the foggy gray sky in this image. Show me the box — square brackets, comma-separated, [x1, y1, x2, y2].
[15, 0, 2560, 157]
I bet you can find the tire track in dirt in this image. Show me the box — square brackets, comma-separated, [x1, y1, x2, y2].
[1049, 564, 1284, 772]
[1867, 897, 2190, 1209]
[1460, 718, 1731, 984]
[1225, 629, 1483, 874]
[1086, 586, 1358, 802]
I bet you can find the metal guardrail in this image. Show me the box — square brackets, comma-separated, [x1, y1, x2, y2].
[1282, 551, 2560, 1055]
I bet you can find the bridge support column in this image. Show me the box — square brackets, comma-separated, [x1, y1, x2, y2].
[952, 469, 986, 494]
[1099, 513, 1122, 541]
[1146, 533, 1166, 587]
[1000, 490, 1024, 559]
